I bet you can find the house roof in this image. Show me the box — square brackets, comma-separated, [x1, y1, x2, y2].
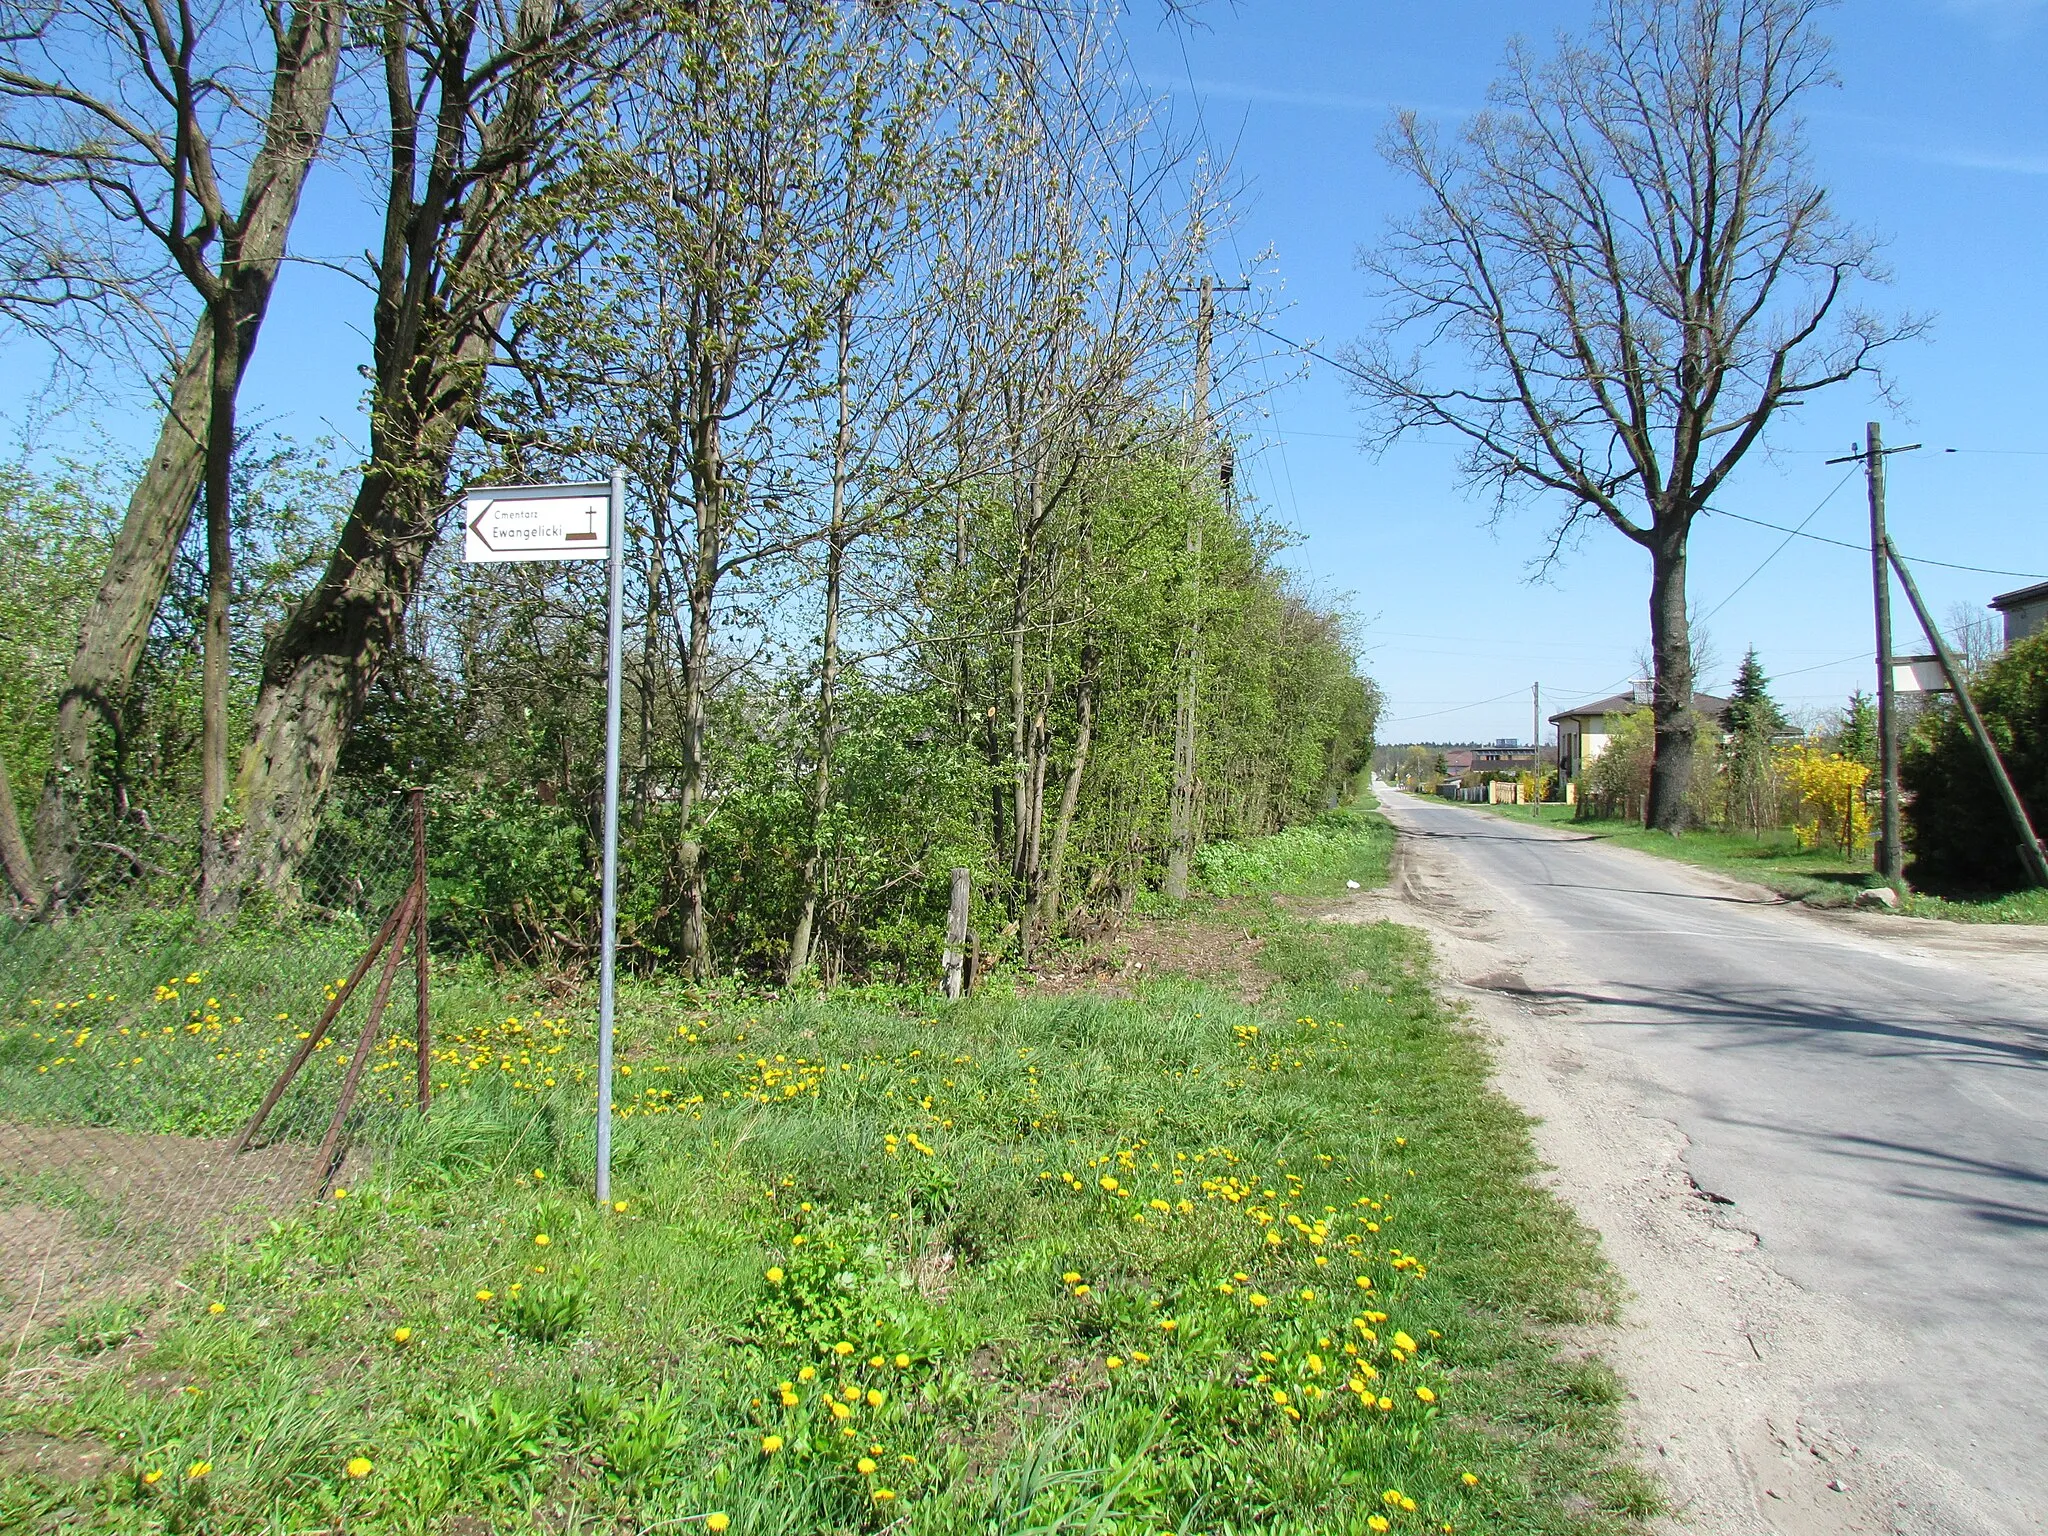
[1548, 690, 1731, 726]
[1990, 580, 2048, 612]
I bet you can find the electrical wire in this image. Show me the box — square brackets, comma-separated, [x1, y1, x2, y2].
[1696, 469, 1858, 623]
[1703, 506, 2048, 581]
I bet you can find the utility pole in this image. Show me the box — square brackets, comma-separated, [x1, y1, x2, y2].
[1829, 424, 1919, 884]
[1164, 273, 1247, 899]
[1531, 682, 1541, 813]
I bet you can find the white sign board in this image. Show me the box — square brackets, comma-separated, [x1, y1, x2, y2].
[463, 482, 611, 563]
[1892, 655, 1949, 694]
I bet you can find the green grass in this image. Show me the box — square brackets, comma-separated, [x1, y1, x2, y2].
[1464, 800, 2048, 922]
[1, 808, 1652, 1535]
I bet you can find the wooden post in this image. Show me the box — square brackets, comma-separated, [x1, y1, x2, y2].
[308, 886, 418, 1195]
[412, 788, 431, 1113]
[941, 867, 970, 1000]
[232, 891, 412, 1154]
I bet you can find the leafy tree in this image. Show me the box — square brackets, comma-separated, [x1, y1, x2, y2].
[1722, 647, 1784, 831]
[1902, 632, 2048, 892]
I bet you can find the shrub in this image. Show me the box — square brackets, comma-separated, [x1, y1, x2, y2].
[1902, 631, 2048, 892]
[1775, 744, 1869, 854]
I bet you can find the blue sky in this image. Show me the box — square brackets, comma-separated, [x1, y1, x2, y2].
[10, 1, 2046, 747]
[1122, 0, 2048, 742]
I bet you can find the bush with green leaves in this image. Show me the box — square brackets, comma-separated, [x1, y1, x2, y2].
[1903, 631, 2048, 892]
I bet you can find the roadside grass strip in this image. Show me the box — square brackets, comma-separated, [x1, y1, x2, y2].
[1467, 799, 2048, 922]
[0, 811, 1654, 1534]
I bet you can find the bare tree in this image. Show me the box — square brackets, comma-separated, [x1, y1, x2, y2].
[1351, 0, 1918, 829]
[0, 0, 345, 897]
[227, 0, 619, 904]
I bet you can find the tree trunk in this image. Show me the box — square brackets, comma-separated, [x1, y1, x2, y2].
[1040, 637, 1096, 938]
[788, 303, 852, 983]
[674, 420, 722, 980]
[0, 749, 46, 911]
[226, 0, 573, 903]
[1645, 535, 1696, 832]
[1164, 492, 1204, 898]
[197, 299, 241, 919]
[28, 0, 345, 892]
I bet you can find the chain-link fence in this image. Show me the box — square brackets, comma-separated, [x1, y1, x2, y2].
[0, 788, 432, 1351]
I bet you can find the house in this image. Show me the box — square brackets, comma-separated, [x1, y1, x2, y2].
[1549, 683, 1733, 780]
[1471, 741, 1537, 773]
[1990, 580, 2048, 648]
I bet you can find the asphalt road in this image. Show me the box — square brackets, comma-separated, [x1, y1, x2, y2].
[1375, 788, 2048, 1532]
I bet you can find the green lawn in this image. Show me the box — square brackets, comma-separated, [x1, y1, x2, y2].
[1465, 800, 2048, 924]
[1, 808, 1652, 1535]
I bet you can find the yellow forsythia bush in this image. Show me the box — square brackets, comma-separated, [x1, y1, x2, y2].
[1775, 744, 1870, 853]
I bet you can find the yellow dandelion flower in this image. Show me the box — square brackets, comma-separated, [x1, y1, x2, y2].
[894, 1353, 911, 1368]
[833, 1340, 854, 1355]
[866, 1389, 884, 1407]
[1248, 1293, 1268, 1308]
[533, 1233, 550, 1247]
[1461, 1471, 1479, 1487]
[857, 1456, 877, 1474]
[798, 1365, 817, 1381]
[830, 1400, 852, 1420]
[765, 1266, 784, 1284]
[1416, 1386, 1436, 1403]
[208, 1302, 225, 1315]
[345, 1456, 372, 1478]
[1271, 1389, 1289, 1405]
[332, 1187, 348, 1200]
[873, 1489, 895, 1502]
[1106, 1356, 1124, 1370]
[475, 1289, 495, 1303]
[761, 1435, 783, 1454]
[143, 1469, 164, 1485]
[613, 1200, 629, 1213]
[392, 1326, 413, 1344]
[706, 1515, 730, 1532]
[1368, 1519, 1390, 1534]
[186, 1461, 211, 1481]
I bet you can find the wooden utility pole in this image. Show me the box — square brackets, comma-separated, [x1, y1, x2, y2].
[1165, 274, 1247, 900]
[1531, 682, 1541, 810]
[1830, 425, 1919, 883]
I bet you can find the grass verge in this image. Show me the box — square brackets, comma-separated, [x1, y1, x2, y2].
[1, 807, 1651, 1534]
[1465, 800, 2048, 923]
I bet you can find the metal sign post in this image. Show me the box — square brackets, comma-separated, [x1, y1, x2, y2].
[463, 470, 627, 1203]
[594, 468, 625, 1204]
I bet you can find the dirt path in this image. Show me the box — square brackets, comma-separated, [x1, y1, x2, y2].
[0, 1125, 333, 1376]
[1342, 799, 2037, 1536]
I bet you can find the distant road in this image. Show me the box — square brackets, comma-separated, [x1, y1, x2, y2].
[1373, 787, 2048, 1535]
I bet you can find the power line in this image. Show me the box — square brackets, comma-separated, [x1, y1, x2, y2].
[1703, 506, 2048, 581]
[1697, 468, 1858, 622]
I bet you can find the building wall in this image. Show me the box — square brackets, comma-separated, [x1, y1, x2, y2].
[2002, 597, 2048, 648]
[1559, 716, 1611, 777]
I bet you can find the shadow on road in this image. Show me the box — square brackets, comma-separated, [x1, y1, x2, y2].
[1485, 978, 2048, 1074]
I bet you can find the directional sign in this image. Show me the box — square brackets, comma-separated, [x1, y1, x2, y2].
[462, 481, 611, 563]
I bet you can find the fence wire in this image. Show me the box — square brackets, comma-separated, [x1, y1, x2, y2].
[1, 788, 430, 1356]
